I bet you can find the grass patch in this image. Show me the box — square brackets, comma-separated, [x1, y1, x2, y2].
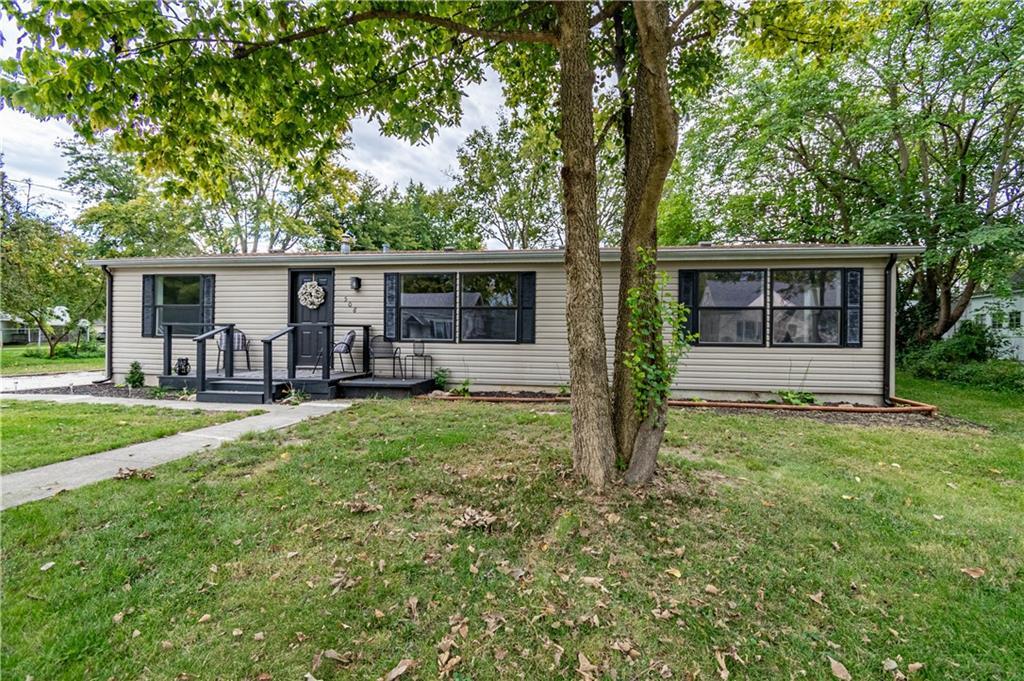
[1, 383, 1020, 679]
[897, 370, 1023, 435]
[1, 344, 106, 376]
[0, 400, 256, 473]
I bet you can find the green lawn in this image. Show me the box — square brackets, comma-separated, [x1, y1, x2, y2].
[0, 400, 256, 474]
[1, 381, 1020, 680]
[1, 344, 106, 376]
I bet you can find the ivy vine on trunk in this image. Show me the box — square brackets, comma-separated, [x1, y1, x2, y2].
[620, 247, 695, 485]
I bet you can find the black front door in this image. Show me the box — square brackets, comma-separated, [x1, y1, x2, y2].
[290, 270, 334, 367]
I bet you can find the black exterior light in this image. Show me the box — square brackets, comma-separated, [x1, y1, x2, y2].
[350, 276, 361, 291]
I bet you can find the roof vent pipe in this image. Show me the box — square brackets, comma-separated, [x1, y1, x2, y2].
[340, 230, 355, 254]
[381, 243, 390, 253]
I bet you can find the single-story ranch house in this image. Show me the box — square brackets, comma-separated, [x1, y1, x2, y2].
[87, 243, 923, 405]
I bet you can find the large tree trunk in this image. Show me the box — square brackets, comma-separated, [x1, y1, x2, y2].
[610, 1, 679, 475]
[624, 401, 669, 485]
[557, 1, 617, 488]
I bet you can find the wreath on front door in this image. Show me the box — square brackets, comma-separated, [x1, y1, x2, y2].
[297, 281, 326, 310]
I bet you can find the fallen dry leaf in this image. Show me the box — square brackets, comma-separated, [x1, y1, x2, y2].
[908, 662, 924, 673]
[40, 561, 56, 572]
[829, 656, 852, 680]
[577, 652, 600, 680]
[253, 632, 265, 641]
[112, 611, 125, 624]
[960, 567, 985, 579]
[452, 506, 497, 529]
[161, 640, 173, 650]
[323, 649, 354, 665]
[232, 628, 243, 637]
[809, 591, 825, 606]
[384, 658, 415, 681]
[344, 500, 383, 514]
[714, 650, 730, 680]
[664, 567, 682, 579]
[131, 629, 141, 638]
[704, 584, 720, 595]
[197, 614, 212, 623]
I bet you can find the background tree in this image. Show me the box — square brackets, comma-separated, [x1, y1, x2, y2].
[60, 137, 202, 257]
[1, 167, 104, 357]
[318, 175, 481, 251]
[664, 0, 1024, 345]
[450, 114, 562, 249]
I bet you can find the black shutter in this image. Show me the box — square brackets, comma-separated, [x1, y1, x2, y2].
[678, 270, 698, 338]
[142, 274, 155, 336]
[201, 274, 216, 332]
[518, 272, 536, 343]
[844, 268, 863, 347]
[384, 273, 399, 340]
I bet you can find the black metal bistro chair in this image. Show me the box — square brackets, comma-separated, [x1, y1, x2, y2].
[403, 340, 433, 379]
[369, 334, 405, 379]
[216, 330, 252, 371]
[312, 329, 358, 375]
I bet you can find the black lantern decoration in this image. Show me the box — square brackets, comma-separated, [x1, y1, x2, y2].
[350, 276, 361, 291]
[175, 357, 191, 376]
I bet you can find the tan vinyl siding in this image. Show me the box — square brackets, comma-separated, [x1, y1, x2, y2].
[109, 255, 889, 403]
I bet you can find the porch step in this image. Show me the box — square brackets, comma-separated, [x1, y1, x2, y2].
[197, 389, 267, 404]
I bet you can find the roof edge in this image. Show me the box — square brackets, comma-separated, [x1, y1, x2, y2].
[87, 244, 925, 268]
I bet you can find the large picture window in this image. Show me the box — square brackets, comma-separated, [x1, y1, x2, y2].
[680, 270, 766, 345]
[461, 272, 518, 341]
[771, 269, 842, 345]
[399, 273, 456, 341]
[142, 274, 213, 337]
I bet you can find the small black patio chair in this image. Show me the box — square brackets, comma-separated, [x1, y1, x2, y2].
[216, 330, 252, 371]
[369, 334, 405, 379]
[403, 340, 433, 379]
[312, 329, 358, 374]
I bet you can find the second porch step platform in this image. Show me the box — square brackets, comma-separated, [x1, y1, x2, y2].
[197, 389, 268, 404]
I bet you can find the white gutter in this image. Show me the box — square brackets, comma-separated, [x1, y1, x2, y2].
[88, 245, 925, 269]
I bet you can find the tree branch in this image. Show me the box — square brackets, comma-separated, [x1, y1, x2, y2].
[233, 9, 557, 59]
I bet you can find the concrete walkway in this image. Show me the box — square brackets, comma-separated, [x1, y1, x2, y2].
[0, 370, 106, 393]
[1, 395, 350, 510]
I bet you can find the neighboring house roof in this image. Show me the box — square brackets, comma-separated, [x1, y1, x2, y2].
[401, 292, 457, 307]
[87, 244, 925, 268]
[700, 279, 763, 307]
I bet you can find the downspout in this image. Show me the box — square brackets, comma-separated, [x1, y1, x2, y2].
[94, 265, 114, 383]
[882, 254, 897, 406]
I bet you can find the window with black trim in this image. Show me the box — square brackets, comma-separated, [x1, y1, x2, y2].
[1010, 310, 1021, 329]
[399, 273, 456, 341]
[461, 272, 518, 341]
[142, 274, 214, 337]
[771, 269, 843, 345]
[680, 270, 766, 345]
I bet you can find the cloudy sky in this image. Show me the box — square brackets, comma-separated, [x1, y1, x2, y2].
[0, 15, 505, 216]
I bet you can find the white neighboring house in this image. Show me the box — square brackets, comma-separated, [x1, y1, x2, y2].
[944, 290, 1024, 360]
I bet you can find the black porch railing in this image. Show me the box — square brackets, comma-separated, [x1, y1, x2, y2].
[260, 324, 372, 402]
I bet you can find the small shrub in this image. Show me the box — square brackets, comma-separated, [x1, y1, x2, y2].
[149, 386, 171, 398]
[900, 320, 1005, 379]
[21, 347, 49, 359]
[125, 361, 146, 388]
[450, 378, 472, 397]
[900, 320, 1021, 392]
[946, 360, 1024, 393]
[434, 367, 451, 391]
[557, 383, 570, 397]
[778, 389, 817, 405]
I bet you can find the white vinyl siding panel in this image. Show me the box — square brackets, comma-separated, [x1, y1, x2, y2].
[109, 256, 888, 402]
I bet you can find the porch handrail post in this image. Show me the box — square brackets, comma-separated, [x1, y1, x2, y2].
[287, 326, 296, 379]
[224, 324, 235, 378]
[163, 324, 172, 375]
[262, 340, 273, 402]
[362, 325, 370, 373]
[322, 323, 332, 380]
[196, 338, 207, 392]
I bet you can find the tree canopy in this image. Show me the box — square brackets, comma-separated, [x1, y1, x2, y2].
[663, 0, 1024, 343]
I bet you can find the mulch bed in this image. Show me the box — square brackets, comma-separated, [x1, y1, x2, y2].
[9, 383, 189, 402]
[434, 391, 971, 432]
